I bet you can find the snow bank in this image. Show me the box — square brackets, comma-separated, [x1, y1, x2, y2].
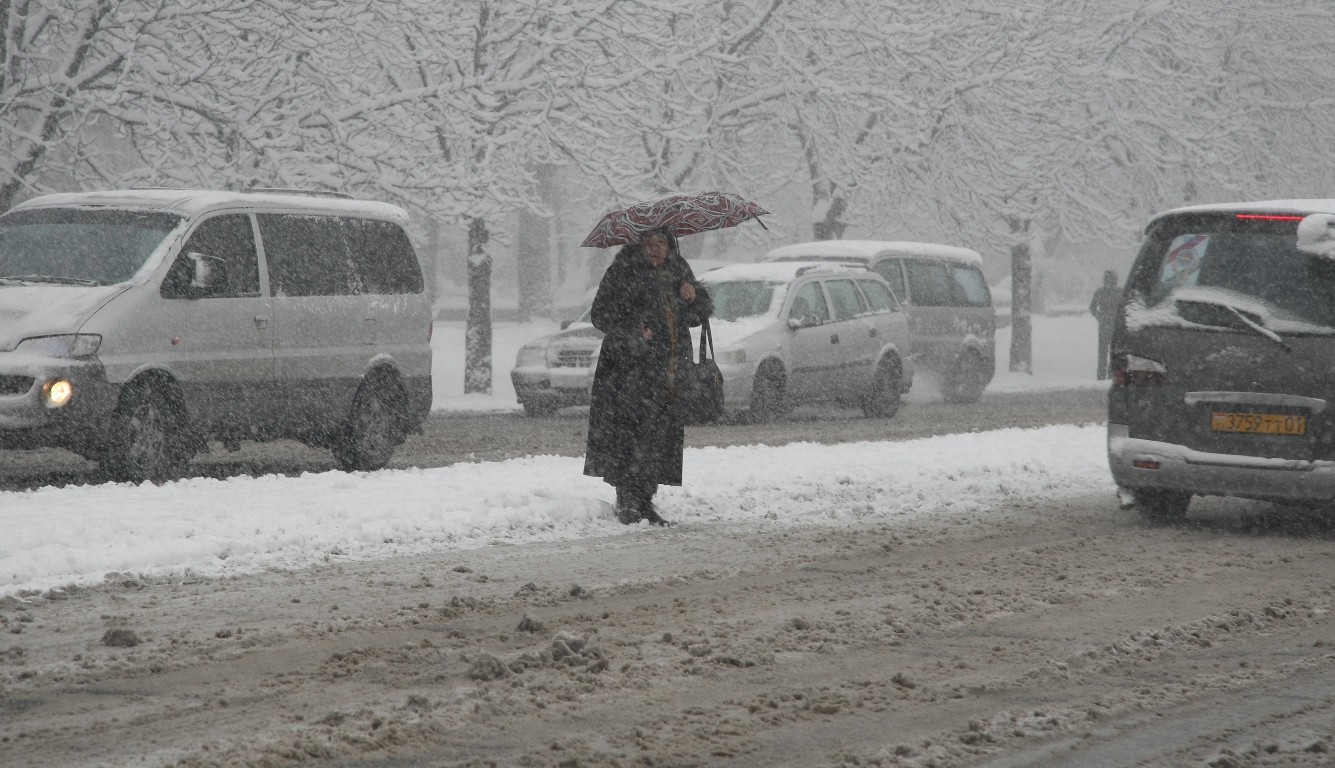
[0, 425, 1111, 595]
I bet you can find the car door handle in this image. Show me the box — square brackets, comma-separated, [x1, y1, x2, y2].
[254, 314, 270, 329]
[830, 334, 839, 344]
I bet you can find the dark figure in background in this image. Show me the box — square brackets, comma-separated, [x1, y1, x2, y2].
[1089, 270, 1121, 380]
[584, 228, 713, 526]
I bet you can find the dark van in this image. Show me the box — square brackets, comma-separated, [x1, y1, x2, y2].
[1108, 200, 1335, 520]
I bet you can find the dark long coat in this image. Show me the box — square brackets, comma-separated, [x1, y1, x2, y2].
[583, 242, 713, 488]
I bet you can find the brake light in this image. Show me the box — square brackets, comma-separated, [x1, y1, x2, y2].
[1112, 354, 1167, 387]
[1133, 460, 1161, 470]
[1235, 213, 1306, 221]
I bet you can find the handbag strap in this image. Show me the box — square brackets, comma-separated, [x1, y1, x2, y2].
[698, 319, 715, 363]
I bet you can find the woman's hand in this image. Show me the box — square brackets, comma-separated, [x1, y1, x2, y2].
[679, 282, 697, 302]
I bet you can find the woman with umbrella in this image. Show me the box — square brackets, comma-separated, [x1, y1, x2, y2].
[581, 192, 765, 525]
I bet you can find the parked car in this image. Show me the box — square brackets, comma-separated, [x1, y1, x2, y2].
[512, 262, 913, 421]
[1108, 200, 1335, 521]
[762, 240, 994, 402]
[0, 189, 432, 480]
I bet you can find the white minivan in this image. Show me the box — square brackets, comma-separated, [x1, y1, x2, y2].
[0, 189, 432, 480]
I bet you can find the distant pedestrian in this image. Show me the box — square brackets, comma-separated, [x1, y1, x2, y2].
[1089, 270, 1120, 380]
[583, 228, 713, 525]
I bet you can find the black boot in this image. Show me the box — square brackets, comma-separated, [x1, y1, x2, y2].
[639, 487, 672, 527]
[615, 487, 641, 525]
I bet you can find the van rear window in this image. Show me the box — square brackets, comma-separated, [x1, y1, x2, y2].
[1136, 215, 1335, 331]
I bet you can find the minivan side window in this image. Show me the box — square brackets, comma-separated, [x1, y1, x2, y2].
[824, 279, 867, 321]
[788, 281, 830, 324]
[858, 279, 897, 312]
[258, 214, 364, 297]
[951, 265, 991, 307]
[873, 259, 906, 301]
[162, 214, 260, 299]
[350, 219, 424, 294]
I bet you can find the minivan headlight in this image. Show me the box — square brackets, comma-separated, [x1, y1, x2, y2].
[516, 345, 547, 368]
[14, 334, 101, 358]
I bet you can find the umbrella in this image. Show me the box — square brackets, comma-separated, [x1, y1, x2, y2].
[580, 191, 769, 248]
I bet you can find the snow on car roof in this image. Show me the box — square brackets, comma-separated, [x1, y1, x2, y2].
[10, 189, 409, 222]
[698, 261, 866, 283]
[1147, 199, 1335, 230]
[763, 239, 982, 266]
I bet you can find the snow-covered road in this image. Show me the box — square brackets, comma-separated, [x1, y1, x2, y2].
[0, 424, 1111, 595]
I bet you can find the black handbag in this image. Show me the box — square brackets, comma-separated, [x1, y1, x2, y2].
[676, 319, 725, 424]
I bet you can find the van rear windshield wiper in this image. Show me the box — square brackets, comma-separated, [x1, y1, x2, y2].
[1223, 304, 1291, 352]
[0, 274, 101, 286]
[1179, 297, 1291, 352]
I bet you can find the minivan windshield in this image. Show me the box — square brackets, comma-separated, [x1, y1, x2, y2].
[702, 280, 780, 321]
[0, 208, 183, 286]
[1137, 215, 1335, 332]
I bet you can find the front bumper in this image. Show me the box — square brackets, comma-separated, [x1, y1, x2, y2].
[1108, 423, 1335, 502]
[511, 366, 594, 407]
[0, 356, 119, 451]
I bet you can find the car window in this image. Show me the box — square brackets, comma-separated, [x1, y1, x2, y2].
[0, 208, 181, 286]
[873, 259, 905, 301]
[1134, 215, 1335, 330]
[705, 280, 779, 321]
[858, 279, 896, 312]
[162, 214, 260, 299]
[906, 259, 965, 307]
[824, 279, 867, 321]
[258, 214, 364, 297]
[788, 281, 830, 324]
[347, 219, 423, 294]
[951, 265, 991, 307]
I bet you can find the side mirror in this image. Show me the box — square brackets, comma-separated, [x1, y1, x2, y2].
[1297, 214, 1335, 258]
[188, 251, 228, 295]
[788, 314, 820, 330]
[560, 320, 572, 330]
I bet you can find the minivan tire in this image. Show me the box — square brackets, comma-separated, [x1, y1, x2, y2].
[102, 382, 191, 483]
[1136, 489, 1191, 524]
[333, 381, 405, 472]
[942, 351, 987, 404]
[862, 360, 902, 419]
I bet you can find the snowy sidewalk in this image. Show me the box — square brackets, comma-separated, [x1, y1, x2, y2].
[0, 425, 1113, 595]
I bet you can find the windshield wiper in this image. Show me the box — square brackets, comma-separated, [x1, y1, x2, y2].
[0, 274, 101, 286]
[1224, 304, 1291, 352]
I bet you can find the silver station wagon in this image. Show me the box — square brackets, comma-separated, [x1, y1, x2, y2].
[0, 189, 432, 480]
[763, 240, 994, 402]
[513, 262, 913, 421]
[1109, 200, 1335, 520]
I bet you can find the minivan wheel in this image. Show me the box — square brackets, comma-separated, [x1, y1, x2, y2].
[749, 365, 788, 424]
[862, 362, 901, 419]
[942, 352, 987, 404]
[334, 383, 405, 472]
[102, 383, 191, 482]
[1136, 489, 1191, 524]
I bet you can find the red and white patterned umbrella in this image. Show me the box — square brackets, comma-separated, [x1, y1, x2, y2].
[580, 192, 769, 248]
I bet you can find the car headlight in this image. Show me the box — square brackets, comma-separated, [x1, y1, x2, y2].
[719, 347, 747, 364]
[14, 334, 101, 358]
[516, 345, 547, 368]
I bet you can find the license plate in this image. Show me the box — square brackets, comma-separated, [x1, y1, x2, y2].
[1211, 412, 1306, 435]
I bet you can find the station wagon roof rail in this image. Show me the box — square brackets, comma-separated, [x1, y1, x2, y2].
[8, 189, 408, 223]
[764, 239, 983, 267]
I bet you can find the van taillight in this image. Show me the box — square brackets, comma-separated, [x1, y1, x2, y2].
[1112, 354, 1166, 387]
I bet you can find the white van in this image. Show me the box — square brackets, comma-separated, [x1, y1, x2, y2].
[0, 189, 432, 480]
[763, 240, 995, 402]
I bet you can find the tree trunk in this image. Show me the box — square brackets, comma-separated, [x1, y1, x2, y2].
[799, 122, 847, 241]
[465, 217, 493, 394]
[1009, 241, 1032, 374]
[516, 165, 555, 321]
